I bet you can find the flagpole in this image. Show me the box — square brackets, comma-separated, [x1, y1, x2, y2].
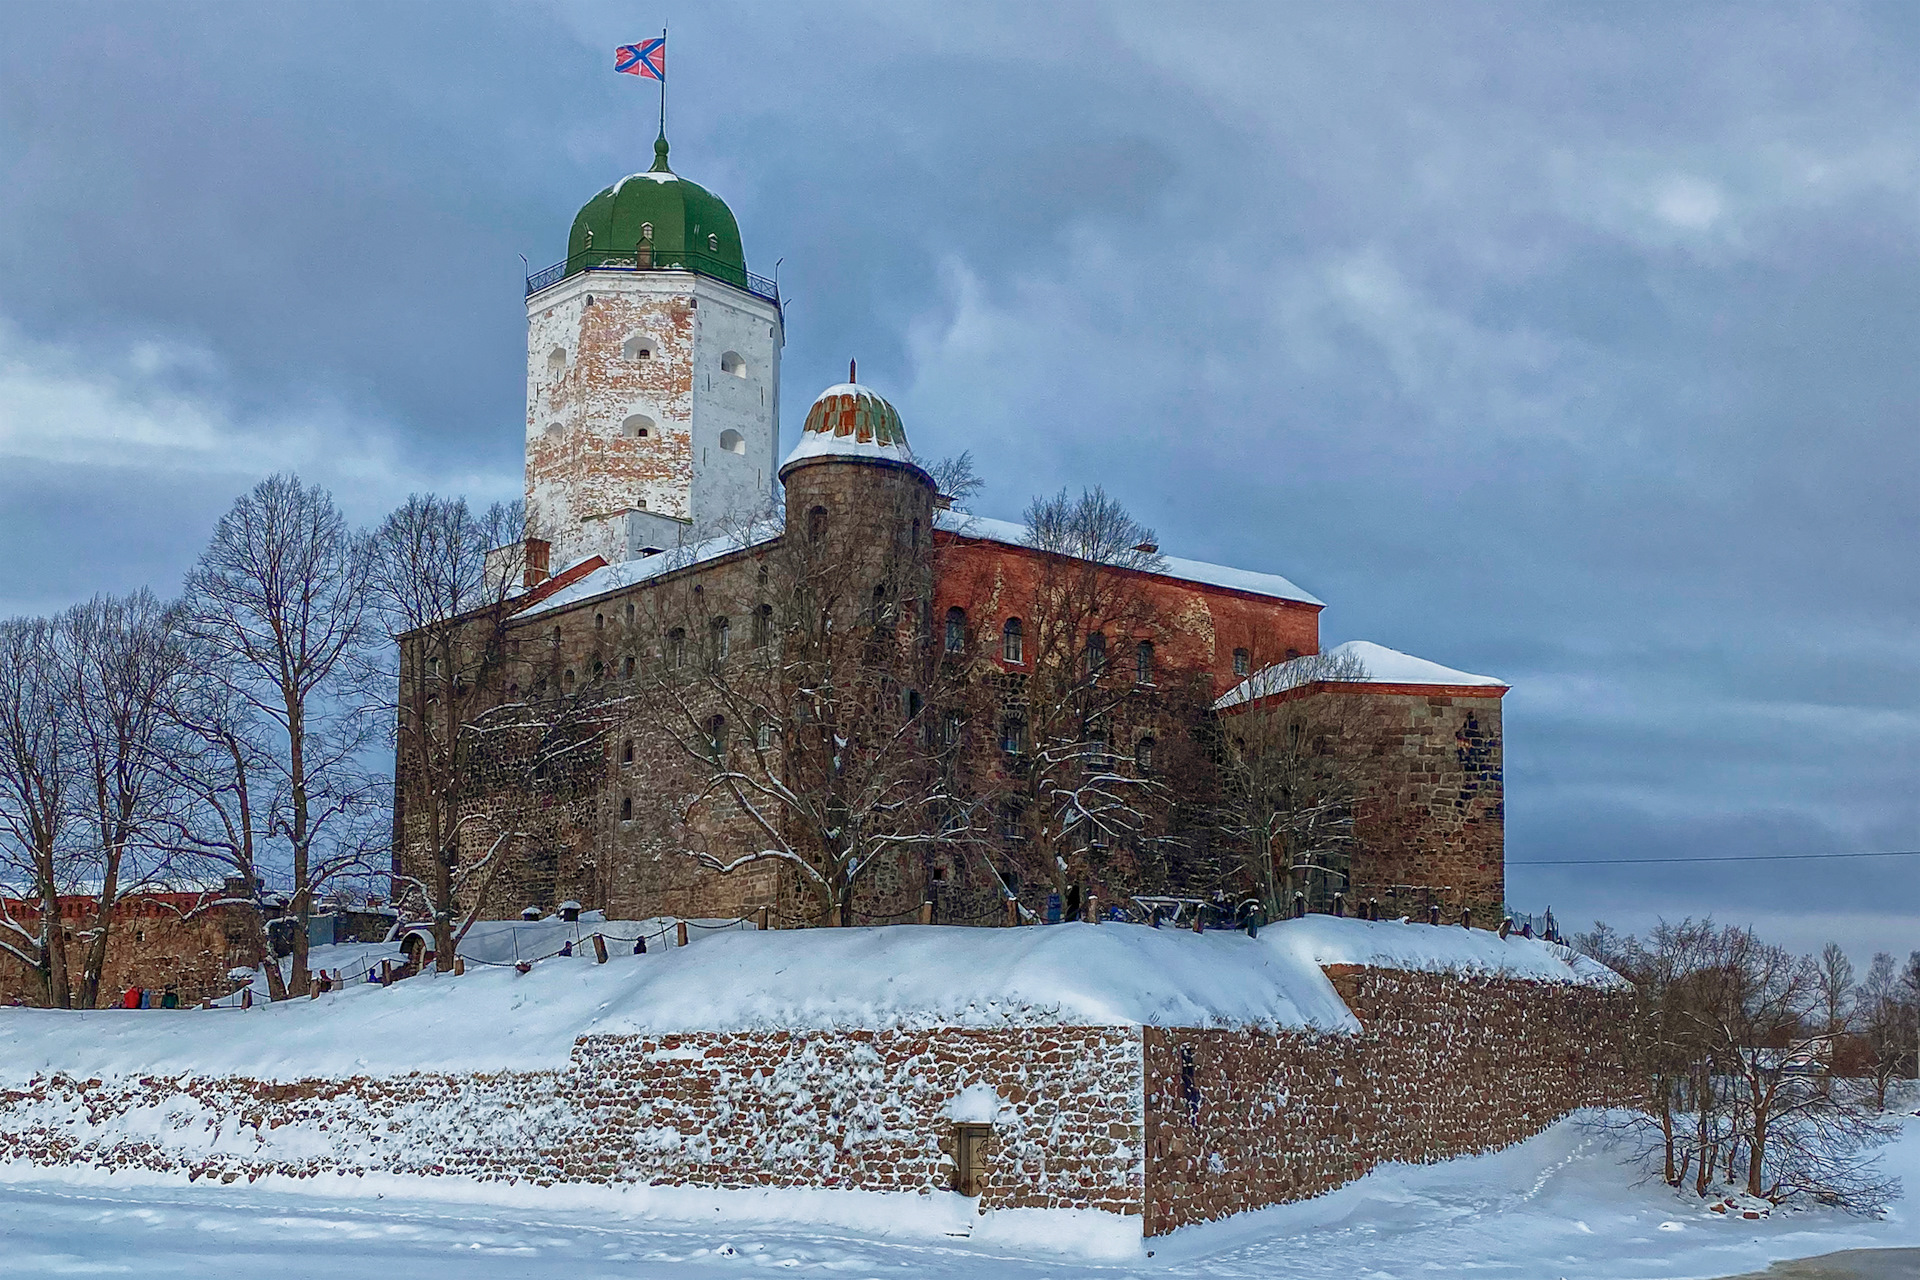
[658, 25, 667, 142]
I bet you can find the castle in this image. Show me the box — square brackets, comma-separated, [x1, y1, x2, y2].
[392, 131, 1510, 930]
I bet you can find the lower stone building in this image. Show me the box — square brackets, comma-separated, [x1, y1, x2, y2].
[0, 891, 265, 1008]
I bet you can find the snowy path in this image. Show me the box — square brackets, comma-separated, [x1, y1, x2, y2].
[3, 1114, 1918, 1279]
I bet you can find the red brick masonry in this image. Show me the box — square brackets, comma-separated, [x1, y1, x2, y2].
[0, 967, 1631, 1235]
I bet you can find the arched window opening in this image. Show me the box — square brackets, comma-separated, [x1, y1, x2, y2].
[563, 669, 576, 692]
[621, 335, 656, 361]
[1136, 736, 1156, 774]
[1233, 647, 1251, 677]
[808, 506, 828, 542]
[622, 656, 635, 678]
[1001, 617, 1024, 664]
[1135, 640, 1154, 685]
[551, 627, 562, 644]
[625, 603, 636, 625]
[945, 607, 966, 654]
[1087, 720, 1109, 770]
[707, 715, 728, 763]
[719, 428, 746, 455]
[623, 414, 654, 439]
[621, 739, 635, 766]
[1000, 711, 1027, 755]
[546, 346, 566, 374]
[667, 627, 687, 667]
[592, 657, 605, 682]
[594, 612, 605, 630]
[906, 689, 924, 720]
[1085, 631, 1107, 676]
[753, 603, 773, 647]
[620, 796, 633, 821]
[543, 421, 564, 437]
[720, 350, 747, 378]
[710, 616, 730, 662]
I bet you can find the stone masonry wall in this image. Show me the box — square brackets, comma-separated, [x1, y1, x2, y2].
[0, 1025, 1145, 1217]
[1141, 967, 1635, 1234]
[0, 895, 262, 1009]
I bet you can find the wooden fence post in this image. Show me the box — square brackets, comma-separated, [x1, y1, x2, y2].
[918, 901, 933, 926]
[757, 905, 770, 931]
[454, 955, 465, 976]
[1004, 897, 1018, 927]
[592, 933, 609, 964]
[676, 920, 689, 947]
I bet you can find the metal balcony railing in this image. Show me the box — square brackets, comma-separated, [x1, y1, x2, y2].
[525, 247, 778, 304]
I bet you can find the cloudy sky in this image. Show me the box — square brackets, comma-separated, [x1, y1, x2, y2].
[3, 3, 1916, 958]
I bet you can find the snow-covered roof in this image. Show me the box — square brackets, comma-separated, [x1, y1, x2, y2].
[780, 382, 924, 475]
[0, 916, 1613, 1082]
[515, 520, 780, 620]
[1216, 639, 1506, 709]
[936, 512, 1323, 607]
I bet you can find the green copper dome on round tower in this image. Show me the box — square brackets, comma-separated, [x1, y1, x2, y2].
[564, 132, 747, 288]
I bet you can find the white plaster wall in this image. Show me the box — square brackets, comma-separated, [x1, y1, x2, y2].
[524, 269, 780, 569]
[688, 277, 782, 534]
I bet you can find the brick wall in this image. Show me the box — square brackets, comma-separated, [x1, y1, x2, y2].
[0, 894, 262, 1009]
[1141, 967, 1635, 1234]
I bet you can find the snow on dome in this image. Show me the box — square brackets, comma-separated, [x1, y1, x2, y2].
[779, 381, 924, 476]
[1217, 639, 1507, 709]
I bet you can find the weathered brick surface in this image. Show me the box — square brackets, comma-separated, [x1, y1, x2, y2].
[1141, 969, 1634, 1234]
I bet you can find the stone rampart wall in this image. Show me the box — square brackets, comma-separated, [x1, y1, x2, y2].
[1141, 968, 1635, 1233]
[0, 1025, 1144, 1217]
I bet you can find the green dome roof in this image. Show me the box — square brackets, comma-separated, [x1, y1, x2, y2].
[564, 134, 747, 288]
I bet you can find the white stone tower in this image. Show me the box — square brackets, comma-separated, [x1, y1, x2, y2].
[524, 133, 782, 571]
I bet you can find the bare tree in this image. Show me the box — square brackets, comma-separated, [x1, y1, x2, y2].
[1214, 647, 1371, 916]
[985, 487, 1171, 905]
[1856, 952, 1912, 1111]
[1583, 919, 1900, 1212]
[627, 483, 970, 925]
[183, 474, 376, 995]
[370, 494, 526, 969]
[56, 591, 186, 1008]
[0, 618, 74, 1007]
[1815, 942, 1856, 1037]
[150, 652, 291, 1001]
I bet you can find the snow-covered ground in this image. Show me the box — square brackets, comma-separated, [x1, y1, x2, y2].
[1, 1110, 1915, 1279]
[0, 915, 1611, 1081]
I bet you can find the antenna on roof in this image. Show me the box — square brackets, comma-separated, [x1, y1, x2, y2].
[849, 358, 857, 384]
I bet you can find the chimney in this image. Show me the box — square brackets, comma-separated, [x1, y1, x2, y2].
[523, 538, 551, 589]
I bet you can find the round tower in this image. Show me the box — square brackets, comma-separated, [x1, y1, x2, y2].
[525, 133, 783, 570]
[779, 377, 936, 614]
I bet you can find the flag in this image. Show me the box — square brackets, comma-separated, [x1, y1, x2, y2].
[616, 38, 665, 82]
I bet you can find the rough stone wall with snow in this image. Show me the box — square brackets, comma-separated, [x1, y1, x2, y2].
[0, 1026, 1144, 1216]
[1140, 967, 1635, 1234]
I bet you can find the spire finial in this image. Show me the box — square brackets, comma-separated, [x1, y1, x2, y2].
[848, 358, 857, 384]
[650, 129, 671, 173]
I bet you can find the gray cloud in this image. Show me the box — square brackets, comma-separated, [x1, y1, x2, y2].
[3, 1, 1916, 958]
